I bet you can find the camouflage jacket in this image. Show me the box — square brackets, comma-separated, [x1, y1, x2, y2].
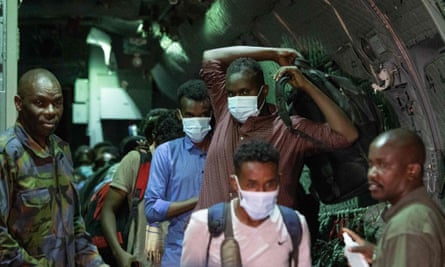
[0, 123, 105, 267]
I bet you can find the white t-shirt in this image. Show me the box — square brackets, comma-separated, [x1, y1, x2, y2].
[181, 199, 312, 267]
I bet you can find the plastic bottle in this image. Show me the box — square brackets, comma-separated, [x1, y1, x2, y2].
[342, 232, 369, 267]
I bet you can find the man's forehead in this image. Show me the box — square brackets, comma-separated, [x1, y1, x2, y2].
[227, 71, 256, 85]
[22, 86, 62, 98]
[238, 161, 278, 173]
[20, 77, 61, 96]
[34, 75, 61, 89]
[369, 141, 406, 161]
[181, 97, 211, 109]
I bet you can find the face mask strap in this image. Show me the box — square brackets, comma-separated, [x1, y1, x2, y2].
[257, 85, 264, 97]
[231, 174, 243, 199]
[177, 109, 184, 120]
[257, 85, 266, 111]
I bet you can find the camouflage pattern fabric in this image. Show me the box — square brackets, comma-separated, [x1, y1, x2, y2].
[0, 123, 105, 267]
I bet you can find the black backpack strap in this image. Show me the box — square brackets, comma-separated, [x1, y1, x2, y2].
[278, 205, 302, 266]
[206, 202, 226, 266]
[275, 74, 330, 150]
[276, 75, 294, 128]
[207, 202, 226, 237]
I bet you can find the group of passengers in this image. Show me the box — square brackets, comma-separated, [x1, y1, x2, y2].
[1, 45, 444, 267]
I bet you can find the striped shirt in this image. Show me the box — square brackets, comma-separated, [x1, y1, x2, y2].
[196, 60, 352, 210]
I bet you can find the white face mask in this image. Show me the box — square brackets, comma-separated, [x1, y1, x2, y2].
[233, 175, 278, 220]
[227, 86, 265, 123]
[182, 117, 212, 143]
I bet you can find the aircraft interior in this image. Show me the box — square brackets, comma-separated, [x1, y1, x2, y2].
[1, 0, 445, 265]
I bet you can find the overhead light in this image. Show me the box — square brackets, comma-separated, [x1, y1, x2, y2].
[169, 0, 179, 5]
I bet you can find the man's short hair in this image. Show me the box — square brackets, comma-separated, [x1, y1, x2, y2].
[226, 57, 265, 88]
[140, 108, 170, 142]
[140, 108, 183, 145]
[153, 111, 184, 145]
[176, 79, 209, 105]
[119, 135, 146, 156]
[376, 128, 426, 168]
[233, 140, 280, 173]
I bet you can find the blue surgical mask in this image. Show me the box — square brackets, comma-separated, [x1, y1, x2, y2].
[233, 175, 278, 220]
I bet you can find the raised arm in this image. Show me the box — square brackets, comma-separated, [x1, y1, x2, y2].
[274, 66, 358, 143]
[202, 45, 298, 67]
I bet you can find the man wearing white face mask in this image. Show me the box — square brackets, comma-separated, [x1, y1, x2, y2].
[227, 84, 266, 123]
[181, 140, 311, 267]
[144, 79, 212, 267]
[195, 45, 358, 215]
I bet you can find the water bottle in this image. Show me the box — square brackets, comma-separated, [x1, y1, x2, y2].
[343, 232, 369, 267]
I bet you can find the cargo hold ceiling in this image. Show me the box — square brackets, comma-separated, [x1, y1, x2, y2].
[18, 0, 214, 85]
[18, 0, 445, 98]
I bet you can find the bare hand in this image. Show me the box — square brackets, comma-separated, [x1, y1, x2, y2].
[276, 48, 299, 66]
[273, 66, 309, 90]
[342, 228, 375, 264]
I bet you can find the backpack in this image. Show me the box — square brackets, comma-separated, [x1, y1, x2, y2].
[83, 150, 151, 265]
[206, 202, 302, 266]
[79, 162, 118, 217]
[276, 62, 384, 205]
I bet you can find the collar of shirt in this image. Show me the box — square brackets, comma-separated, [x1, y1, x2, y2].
[14, 122, 54, 158]
[382, 186, 429, 222]
[183, 135, 208, 155]
[14, 122, 68, 163]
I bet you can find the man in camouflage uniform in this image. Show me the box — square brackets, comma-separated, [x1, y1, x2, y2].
[0, 68, 108, 267]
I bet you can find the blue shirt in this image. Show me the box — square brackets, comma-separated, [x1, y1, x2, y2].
[144, 137, 206, 267]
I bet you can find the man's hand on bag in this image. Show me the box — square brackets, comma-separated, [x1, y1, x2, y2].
[145, 225, 163, 263]
[276, 48, 298, 66]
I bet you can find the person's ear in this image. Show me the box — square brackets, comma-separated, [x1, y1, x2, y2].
[407, 163, 421, 180]
[175, 109, 182, 121]
[262, 84, 269, 97]
[230, 174, 239, 192]
[14, 95, 22, 112]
